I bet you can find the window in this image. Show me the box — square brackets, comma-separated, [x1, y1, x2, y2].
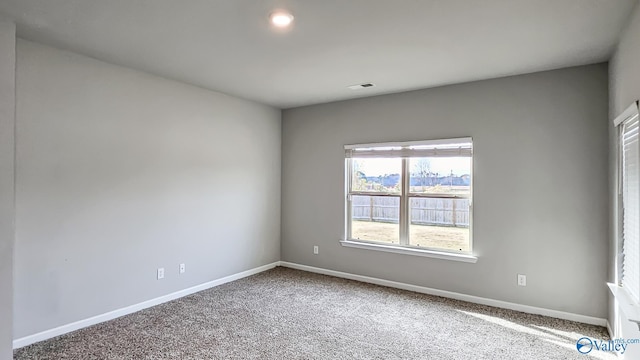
[618, 102, 640, 303]
[344, 137, 473, 257]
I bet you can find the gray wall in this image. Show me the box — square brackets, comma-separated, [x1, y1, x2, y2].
[14, 40, 281, 338]
[0, 18, 15, 359]
[609, 1, 640, 357]
[282, 64, 609, 318]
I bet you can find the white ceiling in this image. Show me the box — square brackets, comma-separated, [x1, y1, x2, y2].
[0, 0, 636, 109]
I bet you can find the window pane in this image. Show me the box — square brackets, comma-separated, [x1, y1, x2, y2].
[409, 157, 471, 195]
[409, 197, 470, 252]
[352, 158, 402, 193]
[350, 195, 399, 244]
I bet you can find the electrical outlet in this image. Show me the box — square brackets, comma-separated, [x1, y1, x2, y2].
[313, 246, 319, 255]
[517, 274, 526, 286]
[179, 263, 186, 274]
[157, 268, 165, 280]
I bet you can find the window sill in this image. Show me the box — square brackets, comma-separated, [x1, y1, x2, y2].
[339, 240, 478, 263]
[607, 283, 640, 330]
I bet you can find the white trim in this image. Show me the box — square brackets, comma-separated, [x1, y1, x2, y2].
[345, 137, 472, 150]
[13, 260, 607, 350]
[344, 137, 472, 158]
[613, 101, 639, 127]
[12, 261, 280, 349]
[607, 283, 640, 331]
[340, 239, 478, 263]
[280, 261, 606, 327]
[607, 321, 614, 340]
[399, 158, 410, 245]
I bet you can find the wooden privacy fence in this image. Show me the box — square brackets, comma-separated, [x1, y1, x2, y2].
[352, 195, 470, 227]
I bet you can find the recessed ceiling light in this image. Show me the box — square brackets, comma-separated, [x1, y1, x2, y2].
[270, 10, 294, 28]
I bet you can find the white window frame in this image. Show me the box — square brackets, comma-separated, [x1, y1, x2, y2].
[341, 137, 477, 263]
[608, 101, 640, 331]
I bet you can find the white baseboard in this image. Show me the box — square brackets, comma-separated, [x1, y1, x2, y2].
[280, 261, 607, 327]
[13, 261, 280, 349]
[13, 260, 608, 349]
[606, 321, 614, 339]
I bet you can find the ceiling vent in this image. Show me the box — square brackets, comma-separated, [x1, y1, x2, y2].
[348, 83, 375, 90]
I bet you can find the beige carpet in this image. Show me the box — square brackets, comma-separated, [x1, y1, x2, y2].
[14, 267, 612, 359]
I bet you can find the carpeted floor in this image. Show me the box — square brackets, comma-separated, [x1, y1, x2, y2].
[14, 267, 614, 359]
